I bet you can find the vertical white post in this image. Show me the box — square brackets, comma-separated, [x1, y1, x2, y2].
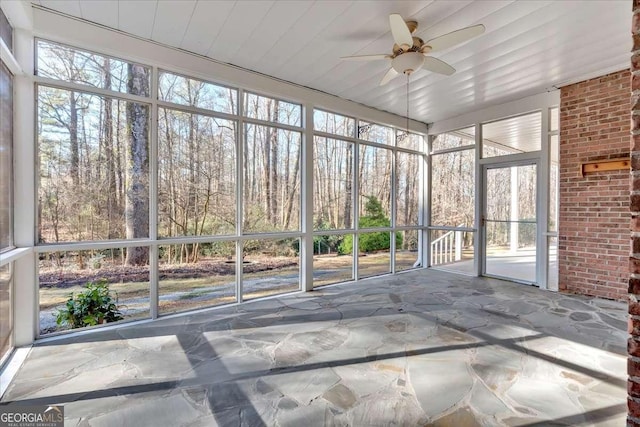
[236, 89, 245, 301]
[474, 123, 483, 277]
[149, 66, 158, 319]
[430, 239, 433, 266]
[418, 135, 431, 268]
[390, 149, 397, 273]
[423, 135, 431, 268]
[353, 123, 360, 280]
[301, 102, 314, 291]
[13, 28, 36, 345]
[444, 235, 448, 263]
[539, 106, 551, 289]
[510, 166, 519, 253]
[455, 230, 462, 261]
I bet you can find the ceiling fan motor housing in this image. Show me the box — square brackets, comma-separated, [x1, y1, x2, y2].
[392, 52, 425, 75]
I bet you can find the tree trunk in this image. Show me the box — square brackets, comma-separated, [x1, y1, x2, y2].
[263, 126, 272, 223]
[103, 58, 118, 239]
[283, 147, 299, 229]
[269, 129, 280, 226]
[69, 92, 79, 187]
[115, 101, 124, 213]
[125, 64, 149, 266]
[344, 143, 353, 228]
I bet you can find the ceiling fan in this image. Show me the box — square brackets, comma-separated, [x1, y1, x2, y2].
[341, 14, 485, 86]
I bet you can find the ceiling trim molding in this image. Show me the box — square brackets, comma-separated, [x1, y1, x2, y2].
[553, 64, 630, 89]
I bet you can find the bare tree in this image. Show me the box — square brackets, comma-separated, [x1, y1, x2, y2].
[125, 64, 149, 266]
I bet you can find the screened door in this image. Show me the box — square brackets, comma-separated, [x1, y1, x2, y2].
[483, 163, 537, 283]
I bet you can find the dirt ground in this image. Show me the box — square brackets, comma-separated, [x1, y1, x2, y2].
[39, 257, 299, 289]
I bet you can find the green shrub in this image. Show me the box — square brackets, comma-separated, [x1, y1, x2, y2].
[55, 280, 123, 329]
[338, 196, 402, 254]
[339, 229, 403, 254]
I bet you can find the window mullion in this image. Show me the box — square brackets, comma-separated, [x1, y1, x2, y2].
[149, 65, 159, 319]
[34, 76, 151, 105]
[236, 88, 244, 303]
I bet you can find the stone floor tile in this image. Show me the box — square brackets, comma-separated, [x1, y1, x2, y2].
[0, 269, 627, 426]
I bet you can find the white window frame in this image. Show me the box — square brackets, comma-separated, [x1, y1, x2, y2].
[28, 35, 428, 340]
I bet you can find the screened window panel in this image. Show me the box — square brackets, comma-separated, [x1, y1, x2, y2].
[37, 40, 150, 96]
[158, 71, 237, 114]
[243, 124, 301, 233]
[38, 247, 150, 335]
[244, 93, 301, 127]
[358, 145, 392, 228]
[397, 131, 422, 151]
[430, 149, 475, 228]
[0, 62, 12, 250]
[0, 263, 12, 361]
[158, 108, 237, 237]
[396, 152, 420, 226]
[0, 8, 12, 53]
[313, 109, 355, 138]
[432, 127, 475, 151]
[158, 242, 237, 314]
[38, 86, 150, 242]
[358, 121, 392, 145]
[313, 137, 354, 230]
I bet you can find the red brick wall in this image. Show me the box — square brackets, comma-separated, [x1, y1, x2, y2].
[559, 69, 630, 300]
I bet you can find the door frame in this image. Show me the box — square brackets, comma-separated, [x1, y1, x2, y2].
[480, 158, 541, 285]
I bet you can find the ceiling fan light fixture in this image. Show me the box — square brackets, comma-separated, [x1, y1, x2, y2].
[392, 52, 425, 75]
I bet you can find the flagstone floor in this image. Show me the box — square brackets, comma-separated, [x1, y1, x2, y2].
[1, 269, 628, 426]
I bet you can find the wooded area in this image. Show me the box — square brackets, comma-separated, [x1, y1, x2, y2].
[37, 41, 423, 269]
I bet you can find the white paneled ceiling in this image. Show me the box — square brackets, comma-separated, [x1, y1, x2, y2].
[483, 112, 541, 153]
[32, 0, 630, 124]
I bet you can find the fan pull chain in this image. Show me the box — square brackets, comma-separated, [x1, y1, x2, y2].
[406, 73, 410, 136]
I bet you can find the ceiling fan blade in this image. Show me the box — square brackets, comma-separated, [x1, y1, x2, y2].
[340, 54, 390, 61]
[389, 14, 413, 48]
[380, 68, 399, 86]
[423, 56, 456, 75]
[424, 24, 485, 52]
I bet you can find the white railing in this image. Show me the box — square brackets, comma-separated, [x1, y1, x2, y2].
[430, 227, 463, 266]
